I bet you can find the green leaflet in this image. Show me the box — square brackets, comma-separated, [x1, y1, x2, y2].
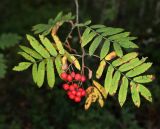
[47, 59, 55, 88]
[32, 24, 52, 36]
[133, 75, 154, 83]
[19, 45, 42, 60]
[104, 65, 114, 95]
[89, 35, 102, 55]
[109, 71, 121, 96]
[113, 42, 123, 57]
[130, 82, 140, 107]
[26, 34, 50, 58]
[81, 28, 91, 47]
[32, 63, 38, 83]
[100, 40, 110, 60]
[13, 62, 32, 71]
[116, 38, 138, 48]
[82, 32, 97, 47]
[90, 24, 106, 29]
[112, 52, 138, 67]
[39, 35, 57, 57]
[37, 60, 45, 87]
[118, 57, 147, 72]
[126, 63, 152, 77]
[118, 76, 128, 107]
[98, 27, 124, 36]
[139, 84, 152, 102]
[96, 60, 106, 79]
[55, 55, 63, 76]
[108, 32, 130, 40]
[18, 52, 35, 62]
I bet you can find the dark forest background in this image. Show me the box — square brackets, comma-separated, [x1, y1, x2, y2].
[0, 0, 160, 129]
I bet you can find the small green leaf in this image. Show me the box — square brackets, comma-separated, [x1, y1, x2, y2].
[13, 62, 32, 71]
[109, 71, 121, 95]
[26, 34, 50, 58]
[81, 28, 91, 47]
[118, 76, 128, 107]
[84, 20, 92, 25]
[104, 65, 114, 95]
[90, 24, 105, 29]
[47, 59, 55, 88]
[19, 45, 43, 60]
[112, 52, 138, 67]
[139, 84, 152, 102]
[113, 42, 123, 57]
[82, 32, 96, 47]
[89, 36, 102, 55]
[101, 27, 124, 36]
[32, 63, 38, 83]
[117, 38, 138, 48]
[133, 75, 154, 83]
[126, 63, 152, 77]
[55, 55, 63, 76]
[100, 40, 110, 60]
[18, 52, 35, 62]
[108, 32, 130, 40]
[37, 60, 45, 87]
[39, 35, 57, 57]
[130, 82, 140, 107]
[119, 57, 147, 72]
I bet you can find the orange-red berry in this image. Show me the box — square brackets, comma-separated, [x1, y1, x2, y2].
[81, 75, 86, 82]
[63, 84, 69, 90]
[67, 75, 72, 82]
[75, 74, 81, 81]
[71, 72, 76, 78]
[74, 96, 81, 102]
[60, 72, 68, 80]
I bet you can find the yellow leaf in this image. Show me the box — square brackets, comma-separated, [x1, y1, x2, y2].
[93, 80, 107, 98]
[85, 96, 92, 110]
[52, 35, 65, 55]
[70, 55, 81, 70]
[96, 60, 106, 79]
[105, 51, 117, 61]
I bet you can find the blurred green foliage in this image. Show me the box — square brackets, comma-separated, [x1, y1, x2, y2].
[0, 0, 160, 129]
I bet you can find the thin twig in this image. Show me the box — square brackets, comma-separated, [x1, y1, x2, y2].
[74, 0, 86, 75]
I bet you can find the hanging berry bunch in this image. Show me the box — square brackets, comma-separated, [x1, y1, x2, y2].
[13, 0, 155, 110]
[61, 72, 86, 103]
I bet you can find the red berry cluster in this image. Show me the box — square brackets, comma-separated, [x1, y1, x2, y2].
[61, 72, 86, 103]
[60, 72, 86, 82]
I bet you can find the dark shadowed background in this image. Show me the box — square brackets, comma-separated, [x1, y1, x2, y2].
[0, 0, 160, 129]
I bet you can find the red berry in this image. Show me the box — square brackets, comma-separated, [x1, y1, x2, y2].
[73, 83, 78, 88]
[76, 91, 82, 97]
[60, 72, 68, 80]
[81, 75, 86, 82]
[63, 84, 69, 90]
[69, 85, 75, 91]
[74, 96, 81, 102]
[69, 94, 75, 100]
[81, 90, 86, 96]
[71, 72, 75, 78]
[71, 90, 77, 95]
[78, 88, 83, 92]
[67, 75, 72, 82]
[75, 74, 81, 81]
[67, 91, 72, 96]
